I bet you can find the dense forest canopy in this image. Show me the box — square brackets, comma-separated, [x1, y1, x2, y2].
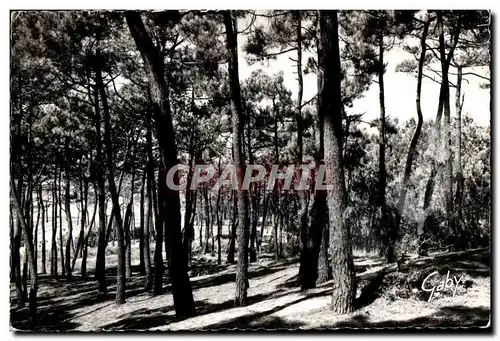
[10, 10, 490, 329]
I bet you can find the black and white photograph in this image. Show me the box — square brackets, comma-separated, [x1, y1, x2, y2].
[9, 9, 491, 331]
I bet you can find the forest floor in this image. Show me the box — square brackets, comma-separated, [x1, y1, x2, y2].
[10, 247, 490, 331]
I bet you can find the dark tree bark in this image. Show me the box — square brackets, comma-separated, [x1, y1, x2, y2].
[139, 170, 146, 275]
[215, 165, 223, 265]
[319, 10, 356, 314]
[144, 167, 154, 291]
[13, 203, 25, 307]
[419, 12, 461, 250]
[227, 192, 237, 264]
[11, 178, 38, 326]
[51, 166, 58, 278]
[258, 189, 269, 253]
[126, 11, 195, 317]
[38, 184, 47, 275]
[123, 157, 136, 280]
[296, 10, 313, 287]
[95, 53, 126, 305]
[64, 139, 74, 280]
[299, 15, 327, 288]
[393, 18, 430, 260]
[58, 165, 65, 277]
[454, 66, 466, 249]
[91, 77, 108, 295]
[223, 10, 250, 307]
[377, 32, 388, 257]
[81, 186, 97, 278]
[151, 165, 164, 295]
[203, 188, 211, 254]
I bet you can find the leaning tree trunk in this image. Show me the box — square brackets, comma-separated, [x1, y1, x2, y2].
[224, 10, 250, 307]
[394, 18, 430, 260]
[419, 12, 461, 251]
[126, 11, 195, 317]
[319, 10, 356, 314]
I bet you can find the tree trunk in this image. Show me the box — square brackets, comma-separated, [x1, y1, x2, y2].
[139, 170, 146, 275]
[224, 10, 250, 307]
[58, 166, 65, 277]
[126, 11, 195, 317]
[258, 190, 269, 253]
[38, 184, 47, 275]
[82, 185, 97, 278]
[64, 140, 74, 280]
[144, 167, 154, 291]
[394, 19, 430, 259]
[419, 12, 461, 250]
[95, 54, 126, 305]
[203, 188, 211, 254]
[13, 201, 25, 307]
[319, 10, 356, 314]
[91, 77, 108, 295]
[377, 32, 387, 257]
[123, 160, 136, 280]
[227, 192, 237, 264]
[51, 166, 58, 278]
[299, 16, 327, 288]
[454, 66, 466, 249]
[11, 178, 38, 326]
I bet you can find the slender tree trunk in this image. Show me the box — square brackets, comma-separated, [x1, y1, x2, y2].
[454, 66, 466, 249]
[258, 189, 269, 253]
[39, 184, 46, 275]
[58, 166, 65, 277]
[64, 140, 73, 280]
[51, 166, 58, 278]
[419, 12, 461, 250]
[377, 32, 388, 257]
[139, 170, 146, 275]
[82, 186, 97, 278]
[92, 78, 108, 294]
[215, 173, 223, 265]
[227, 192, 237, 264]
[296, 11, 313, 287]
[123, 162, 136, 280]
[440, 12, 458, 251]
[224, 10, 250, 307]
[144, 167, 153, 291]
[203, 188, 211, 254]
[319, 10, 356, 314]
[11, 178, 38, 326]
[299, 16, 327, 288]
[95, 54, 126, 304]
[394, 19, 430, 260]
[13, 203, 25, 307]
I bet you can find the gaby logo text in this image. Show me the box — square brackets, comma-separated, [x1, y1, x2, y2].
[421, 270, 464, 302]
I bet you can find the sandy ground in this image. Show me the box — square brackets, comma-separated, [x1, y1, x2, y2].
[10, 247, 490, 331]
